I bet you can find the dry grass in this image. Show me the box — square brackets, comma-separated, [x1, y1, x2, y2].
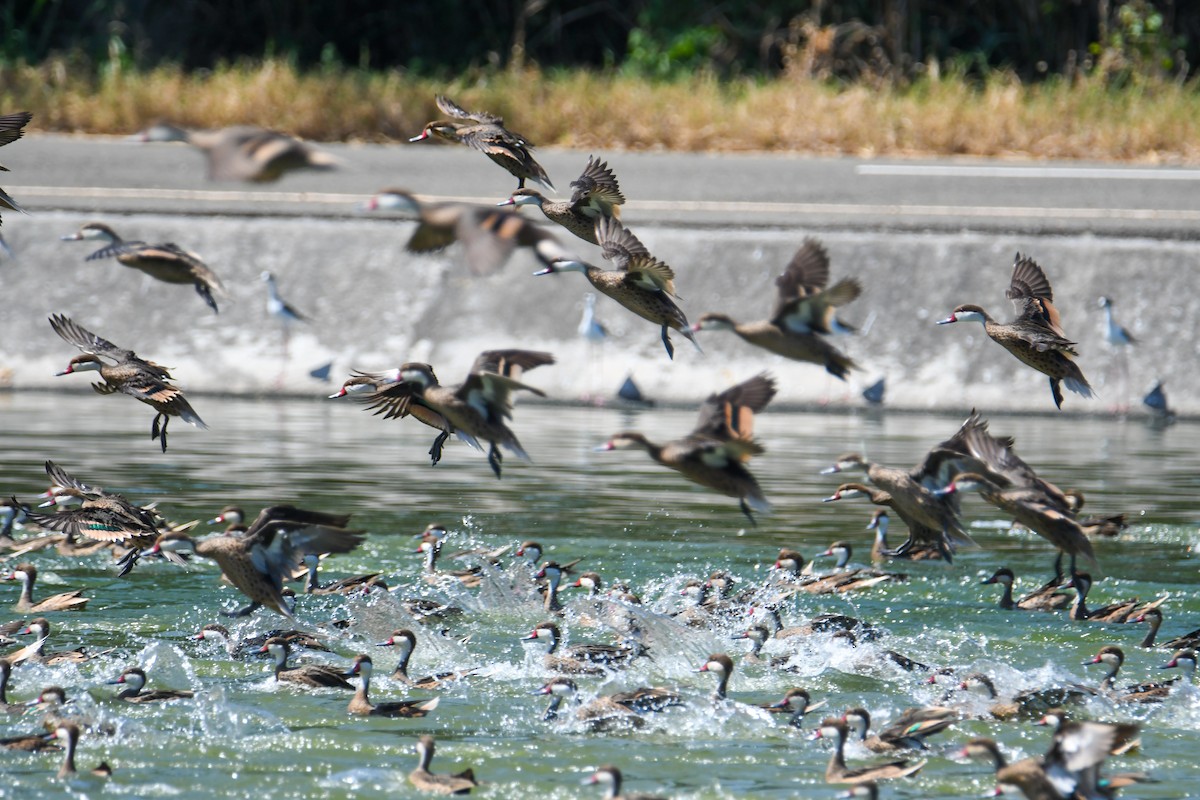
[3, 58, 1199, 161]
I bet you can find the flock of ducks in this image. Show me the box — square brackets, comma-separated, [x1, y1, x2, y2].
[0, 100, 1192, 798]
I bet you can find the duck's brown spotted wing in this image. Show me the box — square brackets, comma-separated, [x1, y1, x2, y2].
[595, 217, 651, 272]
[435, 94, 503, 125]
[693, 373, 777, 442]
[569, 156, 625, 211]
[774, 238, 831, 305]
[470, 349, 555, 380]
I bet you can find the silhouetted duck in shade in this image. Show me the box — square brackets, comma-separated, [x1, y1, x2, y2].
[259, 637, 353, 690]
[3, 563, 89, 612]
[410, 95, 552, 190]
[362, 349, 553, 478]
[692, 237, 860, 378]
[811, 718, 925, 785]
[107, 667, 194, 703]
[364, 188, 571, 276]
[533, 678, 645, 731]
[344, 655, 440, 718]
[583, 765, 667, 800]
[157, 504, 363, 618]
[48, 315, 206, 452]
[981, 567, 1070, 611]
[1086, 645, 1175, 703]
[61, 223, 228, 313]
[937, 253, 1092, 409]
[598, 373, 776, 523]
[25, 460, 174, 575]
[376, 629, 475, 689]
[132, 122, 338, 182]
[502, 155, 624, 243]
[1062, 573, 1167, 623]
[536, 217, 697, 359]
[842, 706, 958, 752]
[0, 110, 32, 223]
[408, 735, 477, 795]
[1134, 608, 1200, 650]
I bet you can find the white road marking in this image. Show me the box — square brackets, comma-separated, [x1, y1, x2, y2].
[10, 185, 1200, 222]
[857, 164, 1200, 181]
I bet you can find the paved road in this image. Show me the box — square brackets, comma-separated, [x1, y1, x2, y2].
[6, 134, 1200, 236]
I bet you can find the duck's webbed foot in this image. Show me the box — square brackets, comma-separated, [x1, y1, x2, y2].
[219, 601, 262, 618]
[151, 414, 170, 452]
[739, 499, 757, 526]
[661, 326, 675, 360]
[487, 444, 503, 479]
[1050, 378, 1064, 410]
[429, 431, 450, 465]
[115, 547, 141, 577]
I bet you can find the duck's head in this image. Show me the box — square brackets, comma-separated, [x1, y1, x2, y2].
[500, 188, 545, 208]
[409, 122, 458, 143]
[821, 453, 867, 475]
[4, 562, 34, 585]
[773, 549, 805, 574]
[818, 541, 852, 563]
[129, 123, 189, 143]
[532, 677, 577, 697]
[937, 304, 988, 325]
[361, 188, 420, 213]
[573, 572, 601, 593]
[376, 629, 416, 653]
[1162, 649, 1197, 674]
[935, 472, 988, 497]
[61, 222, 119, 242]
[842, 706, 872, 738]
[982, 567, 1015, 586]
[594, 432, 651, 452]
[193, 623, 230, 642]
[516, 540, 542, 562]
[345, 654, 374, 677]
[866, 510, 888, 532]
[584, 766, 622, 789]
[56, 354, 104, 376]
[697, 653, 733, 677]
[533, 256, 589, 277]
[771, 688, 815, 712]
[691, 312, 737, 333]
[811, 717, 848, 742]
[209, 506, 244, 525]
[1088, 645, 1124, 669]
[520, 622, 560, 647]
[959, 672, 997, 698]
[108, 667, 147, 691]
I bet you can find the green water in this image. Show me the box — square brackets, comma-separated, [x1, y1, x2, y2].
[1, 391, 1197, 799]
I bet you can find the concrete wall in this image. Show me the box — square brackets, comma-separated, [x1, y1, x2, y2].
[2, 210, 1195, 415]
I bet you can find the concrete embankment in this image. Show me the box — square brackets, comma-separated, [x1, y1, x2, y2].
[1, 210, 1195, 415]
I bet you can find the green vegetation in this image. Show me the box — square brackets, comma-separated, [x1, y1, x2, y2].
[2, 1, 1199, 160]
[3, 57, 1199, 161]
